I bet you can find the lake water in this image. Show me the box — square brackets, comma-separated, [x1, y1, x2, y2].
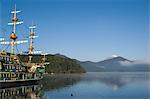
[44, 72, 150, 99]
[0, 72, 150, 99]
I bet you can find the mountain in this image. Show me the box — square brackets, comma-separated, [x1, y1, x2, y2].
[78, 56, 150, 72]
[79, 61, 104, 72]
[18, 53, 150, 72]
[18, 54, 86, 73]
[54, 53, 68, 59]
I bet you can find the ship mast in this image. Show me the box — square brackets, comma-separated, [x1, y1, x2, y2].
[0, 5, 28, 54]
[28, 24, 37, 63]
[9, 5, 23, 54]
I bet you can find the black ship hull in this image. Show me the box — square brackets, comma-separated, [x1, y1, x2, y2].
[0, 78, 42, 89]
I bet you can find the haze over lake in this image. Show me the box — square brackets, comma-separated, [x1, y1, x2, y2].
[44, 72, 150, 99]
[1, 72, 149, 99]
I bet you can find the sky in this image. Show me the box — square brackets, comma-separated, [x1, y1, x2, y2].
[0, 0, 149, 62]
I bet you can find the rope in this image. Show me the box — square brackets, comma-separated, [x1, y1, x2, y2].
[15, 44, 25, 65]
[4, 44, 10, 51]
[15, 43, 20, 54]
[22, 23, 30, 38]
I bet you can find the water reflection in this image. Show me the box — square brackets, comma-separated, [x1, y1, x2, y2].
[40, 74, 82, 91]
[0, 84, 43, 99]
[0, 74, 82, 99]
[44, 72, 150, 99]
[0, 73, 149, 99]
[82, 72, 150, 90]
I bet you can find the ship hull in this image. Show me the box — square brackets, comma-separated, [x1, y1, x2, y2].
[0, 78, 42, 89]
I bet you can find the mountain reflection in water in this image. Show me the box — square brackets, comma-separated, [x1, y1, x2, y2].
[82, 72, 150, 90]
[0, 72, 149, 99]
[40, 74, 82, 91]
[44, 72, 150, 99]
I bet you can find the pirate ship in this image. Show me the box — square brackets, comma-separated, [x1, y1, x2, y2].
[0, 6, 45, 87]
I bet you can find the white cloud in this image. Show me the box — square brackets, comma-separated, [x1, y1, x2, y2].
[112, 55, 118, 58]
[119, 61, 132, 66]
[120, 60, 150, 66]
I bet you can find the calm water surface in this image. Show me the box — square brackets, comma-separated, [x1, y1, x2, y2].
[44, 72, 150, 99]
[0, 72, 149, 99]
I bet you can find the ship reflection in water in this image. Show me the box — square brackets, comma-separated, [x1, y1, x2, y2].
[0, 72, 150, 99]
[0, 74, 82, 99]
[0, 84, 43, 99]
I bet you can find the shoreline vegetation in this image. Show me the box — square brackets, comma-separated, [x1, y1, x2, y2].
[18, 54, 86, 74]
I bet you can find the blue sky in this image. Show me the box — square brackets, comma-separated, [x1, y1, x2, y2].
[0, 0, 149, 61]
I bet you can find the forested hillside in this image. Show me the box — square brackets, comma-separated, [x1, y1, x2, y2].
[18, 54, 86, 73]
